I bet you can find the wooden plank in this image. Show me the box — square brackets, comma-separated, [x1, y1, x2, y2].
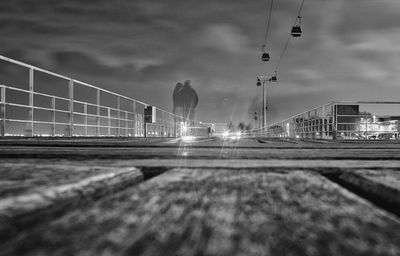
[339, 170, 400, 215]
[1, 146, 400, 160]
[0, 163, 138, 199]
[0, 167, 143, 243]
[3, 169, 400, 256]
[1, 137, 400, 149]
[348, 170, 400, 191]
[2, 158, 399, 170]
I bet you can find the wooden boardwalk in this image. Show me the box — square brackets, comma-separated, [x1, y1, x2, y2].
[0, 137, 399, 256]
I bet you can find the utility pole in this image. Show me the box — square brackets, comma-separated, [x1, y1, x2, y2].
[256, 73, 277, 135]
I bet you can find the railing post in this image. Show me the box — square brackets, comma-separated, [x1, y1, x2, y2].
[161, 111, 165, 137]
[108, 107, 111, 136]
[307, 111, 310, 138]
[132, 101, 135, 136]
[365, 113, 368, 141]
[51, 97, 55, 136]
[333, 103, 337, 140]
[84, 103, 88, 136]
[0, 86, 5, 136]
[322, 106, 325, 139]
[117, 96, 121, 137]
[96, 89, 100, 136]
[68, 80, 74, 137]
[26, 68, 34, 136]
[314, 109, 317, 138]
[282, 121, 285, 138]
[124, 111, 127, 136]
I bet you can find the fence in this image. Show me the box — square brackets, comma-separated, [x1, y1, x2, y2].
[0, 55, 203, 137]
[251, 101, 400, 140]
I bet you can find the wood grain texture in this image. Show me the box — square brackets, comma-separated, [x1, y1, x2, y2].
[0, 167, 143, 243]
[339, 170, 400, 214]
[3, 169, 399, 256]
[0, 164, 138, 199]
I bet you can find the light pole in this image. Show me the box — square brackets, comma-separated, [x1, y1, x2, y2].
[256, 72, 277, 135]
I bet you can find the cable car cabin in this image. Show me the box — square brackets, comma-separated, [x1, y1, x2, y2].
[270, 76, 277, 82]
[262, 52, 270, 61]
[291, 26, 302, 37]
[256, 78, 262, 87]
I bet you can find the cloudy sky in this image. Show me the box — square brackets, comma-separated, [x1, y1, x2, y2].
[1, 0, 400, 125]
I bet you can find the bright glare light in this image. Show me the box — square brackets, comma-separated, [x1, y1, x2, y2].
[222, 131, 230, 139]
[182, 136, 195, 142]
[228, 131, 242, 140]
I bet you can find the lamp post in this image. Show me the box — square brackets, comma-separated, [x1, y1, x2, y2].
[256, 72, 277, 135]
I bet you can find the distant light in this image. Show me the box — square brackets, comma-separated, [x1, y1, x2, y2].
[182, 136, 195, 142]
[228, 131, 242, 140]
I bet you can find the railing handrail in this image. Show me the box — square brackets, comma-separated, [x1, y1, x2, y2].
[0, 55, 190, 121]
[252, 101, 400, 136]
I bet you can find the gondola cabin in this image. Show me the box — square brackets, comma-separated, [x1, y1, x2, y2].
[262, 52, 270, 61]
[291, 26, 302, 37]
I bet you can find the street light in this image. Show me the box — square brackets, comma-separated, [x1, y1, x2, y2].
[256, 73, 277, 135]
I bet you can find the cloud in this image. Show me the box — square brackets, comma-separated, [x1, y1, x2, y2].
[1, 0, 400, 124]
[196, 24, 250, 53]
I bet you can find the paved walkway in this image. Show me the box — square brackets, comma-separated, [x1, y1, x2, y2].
[0, 137, 399, 255]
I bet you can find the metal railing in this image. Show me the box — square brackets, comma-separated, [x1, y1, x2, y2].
[0, 55, 203, 137]
[250, 101, 400, 140]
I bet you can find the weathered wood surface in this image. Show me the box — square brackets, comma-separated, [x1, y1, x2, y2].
[1, 146, 400, 160]
[344, 170, 400, 190]
[2, 169, 400, 256]
[1, 158, 400, 170]
[0, 164, 138, 199]
[339, 170, 400, 215]
[0, 138, 400, 256]
[0, 167, 143, 243]
[1, 137, 400, 148]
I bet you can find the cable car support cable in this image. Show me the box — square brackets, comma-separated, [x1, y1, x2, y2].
[263, 0, 274, 46]
[261, 0, 274, 61]
[272, 0, 306, 74]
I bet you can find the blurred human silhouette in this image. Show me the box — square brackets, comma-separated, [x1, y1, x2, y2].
[172, 80, 199, 123]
